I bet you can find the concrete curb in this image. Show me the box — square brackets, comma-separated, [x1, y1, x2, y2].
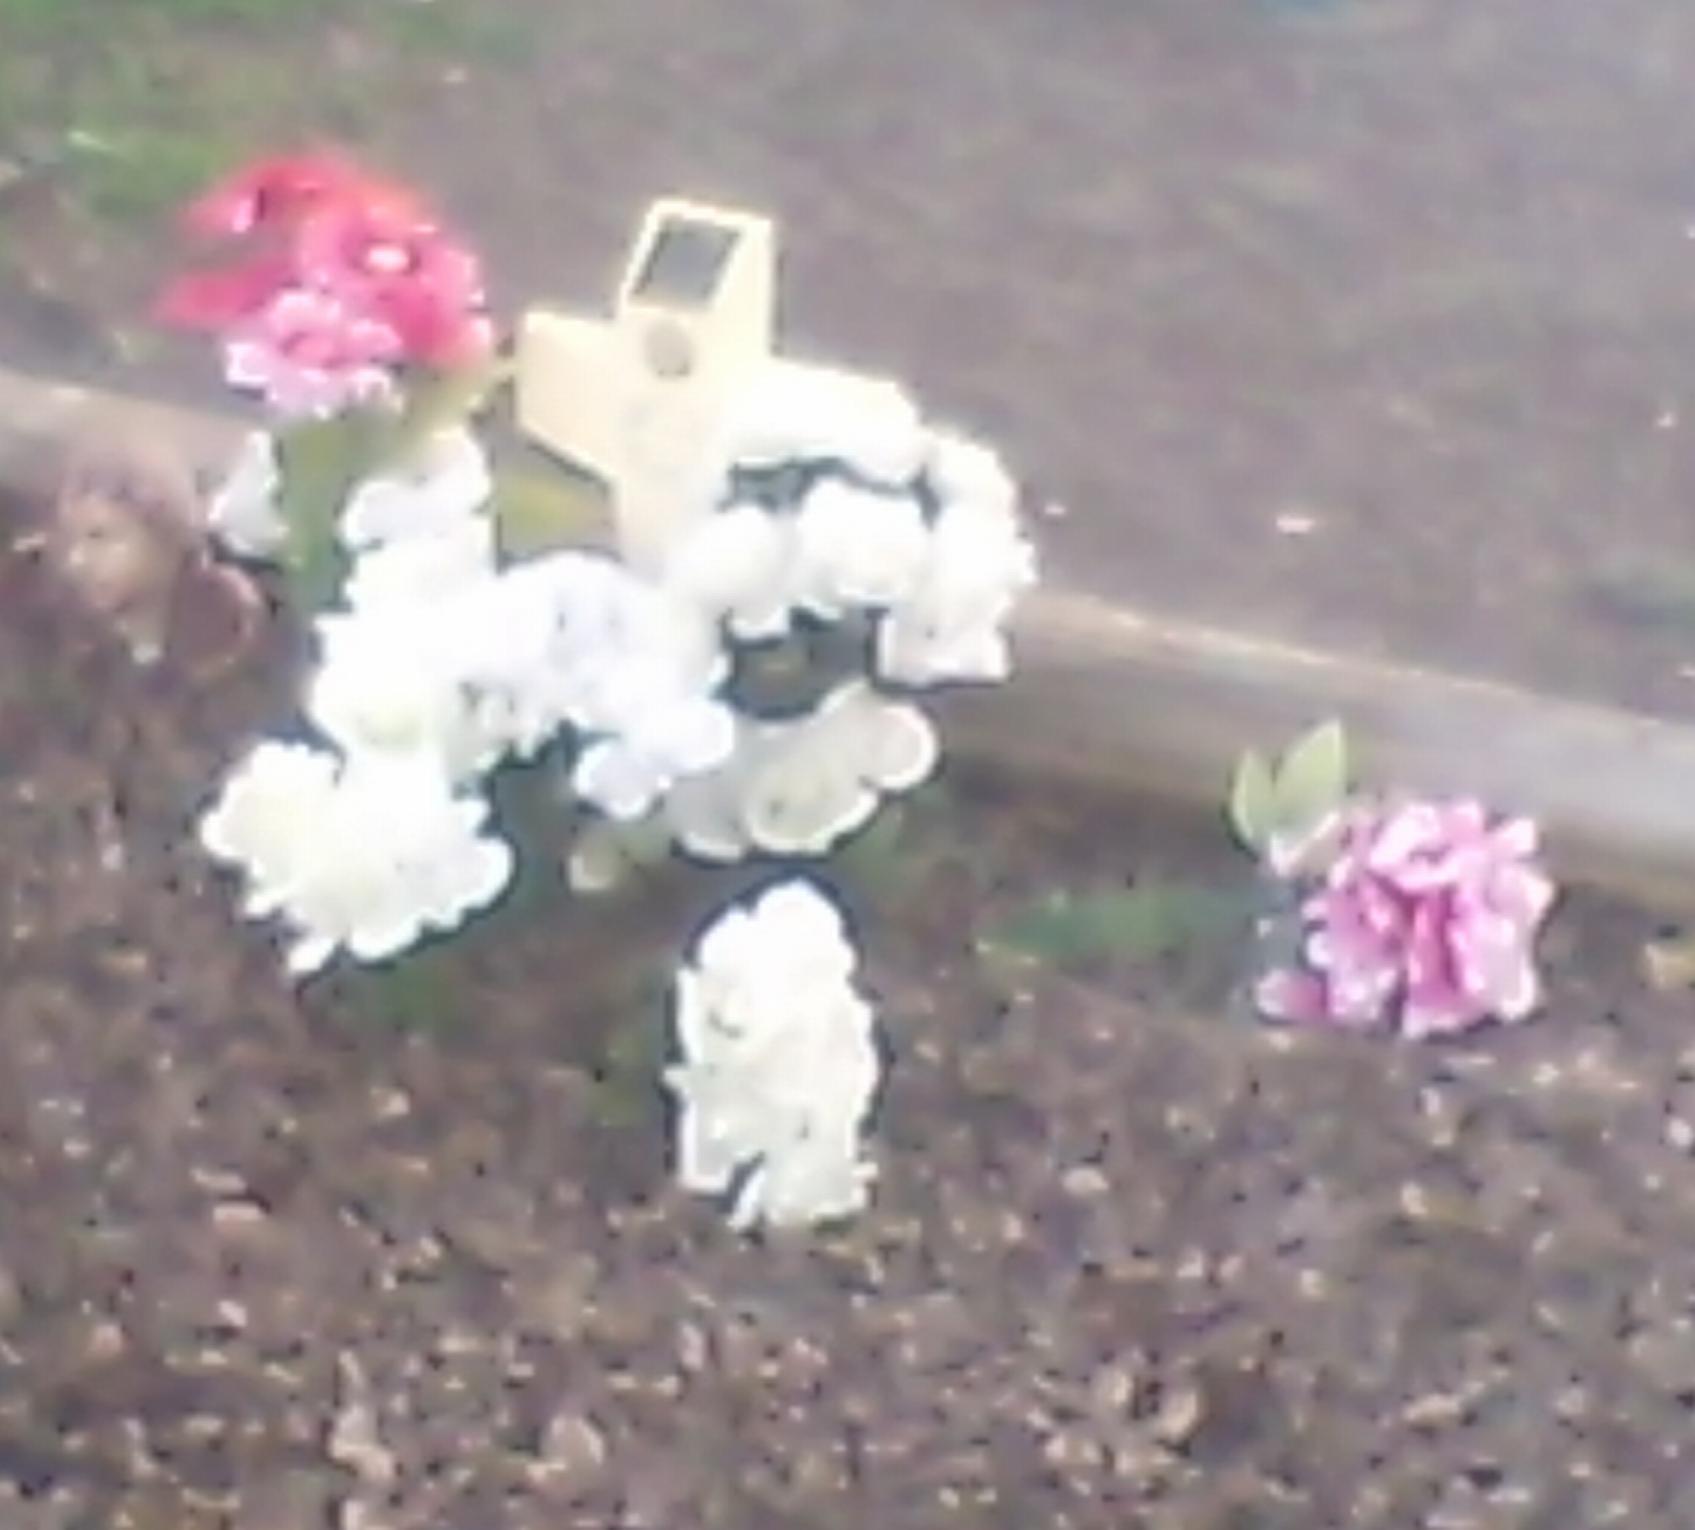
[5, 363, 1693, 912]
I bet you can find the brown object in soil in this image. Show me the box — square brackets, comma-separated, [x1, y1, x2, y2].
[49, 428, 211, 665]
[0, 372, 261, 674]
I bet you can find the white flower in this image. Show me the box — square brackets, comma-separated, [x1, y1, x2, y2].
[877, 435, 1036, 685]
[440, 552, 611, 761]
[791, 479, 929, 616]
[339, 427, 493, 552]
[207, 430, 287, 559]
[200, 739, 339, 895]
[306, 603, 494, 780]
[305, 526, 739, 801]
[666, 880, 880, 1230]
[572, 695, 736, 821]
[340, 516, 498, 613]
[305, 519, 515, 780]
[662, 503, 795, 641]
[653, 761, 749, 864]
[363, 546, 738, 814]
[737, 734, 880, 857]
[927, 429, 1019, 518]
[521, 564, 734, 819]
[663, 480, 930, 638]
[664, 680, 938, 860]
[715, 365, 926, 485]
[200, 741, 513, 975]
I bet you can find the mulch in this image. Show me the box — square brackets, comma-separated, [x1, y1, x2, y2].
[5, 467, 1695, 1529]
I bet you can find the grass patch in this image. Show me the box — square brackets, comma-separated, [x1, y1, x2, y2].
[0, 0, 529, 239]
[386, 1, 535, 64]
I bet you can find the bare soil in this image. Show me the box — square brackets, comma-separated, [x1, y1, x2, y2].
[6, 459, 1695, 1528]
[8, 3, 1695, 1526]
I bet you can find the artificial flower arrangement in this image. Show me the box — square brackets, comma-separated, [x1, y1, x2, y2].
[1228, 721, 1557, 1038]
[156, 152, 1558, 1234]
[159, 152, 1035, 1231]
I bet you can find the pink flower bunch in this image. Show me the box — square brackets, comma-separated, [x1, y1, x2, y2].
[157, 152, 492, 417]
[1255, 796, 1557, 1039]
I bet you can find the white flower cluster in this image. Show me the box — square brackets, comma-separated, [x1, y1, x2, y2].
[665, 373, 1037, 687]
[641, 368, 1038, 863]
[204, 369, 1038, 963]
[666, 880, 881, 1230]
[199, 426, 735, 974]
[200, 741, 512, 977]
[188, 212, 1041, 1240]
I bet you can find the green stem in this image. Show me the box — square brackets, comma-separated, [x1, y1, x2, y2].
[273, 413, 374, 613]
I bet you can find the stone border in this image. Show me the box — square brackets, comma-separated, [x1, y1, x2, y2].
[6, 363, 1694, 913]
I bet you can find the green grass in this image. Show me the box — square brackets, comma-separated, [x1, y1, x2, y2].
[0, 0, 531, 243]
[386, 1, 534, 64]
[0, 0, 342, 27]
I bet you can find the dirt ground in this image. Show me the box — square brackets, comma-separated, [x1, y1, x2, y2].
[7, 456, 1695, 1526]
[9, 2, 1695, 1526]
[10, 0, 1695, 713]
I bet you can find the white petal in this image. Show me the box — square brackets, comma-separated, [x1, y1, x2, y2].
[573, 738, 667, 821]
[792, 481, 929, 610]
[860, 700, 939, 792]
[339, 427, 493, 552]
[926, 430, 1018, 517]
[206, 744, 513, 977]
[742, 747, 877, 856]
[663, 762, 753, 863]
[718, 365, 926, 485]
[341, 519, 497, 611]
[663, 504, 796, 637]
[669, 879, 882, 1231]
[198, 739, 339, 874]
[207, 431, 287, 559]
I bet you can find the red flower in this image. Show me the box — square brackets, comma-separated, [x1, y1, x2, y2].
[293, 196, 490, 369]
[158, 150, 492, 399]
[181, 150, 418, 240]
[154, 248, 296, 331]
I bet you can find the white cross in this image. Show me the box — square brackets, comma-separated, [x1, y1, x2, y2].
[515, 197, 780, 570]
[516, 197, 917, 573]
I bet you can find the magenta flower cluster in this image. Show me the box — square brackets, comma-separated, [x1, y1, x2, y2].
[1255, 797, 1557, 1039]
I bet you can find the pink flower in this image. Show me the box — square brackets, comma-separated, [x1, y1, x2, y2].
[1255, 797, 1557, 1038]
[223, 287, 401, 418]
[293, 196, 491, 369]
[157, 150, 492, 403]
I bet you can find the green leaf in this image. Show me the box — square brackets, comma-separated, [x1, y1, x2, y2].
[978, 881, 1238, 971]
[490, 470, 612, 559]
[566, 814, 674, 895]
[387, 352, 513, 461]
[590, 1007, 667, 1128]
[340, 942, 465, 1035]
[835, 801, 915, 898]
[273, 412, 380, 612]
[1227, 748, 1279, 852]
[1273, 718, 1349, 840]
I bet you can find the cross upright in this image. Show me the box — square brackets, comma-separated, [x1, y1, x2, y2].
[515, 197, 781, 570]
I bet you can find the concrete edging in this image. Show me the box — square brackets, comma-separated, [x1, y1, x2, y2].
[6, 363, 1695, 913]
